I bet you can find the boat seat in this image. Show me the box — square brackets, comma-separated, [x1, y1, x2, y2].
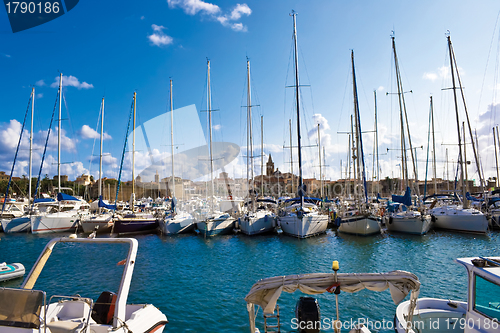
[46, 320, 82, 333]
[55, 300, 91, 321]
[91, 291, 117, 325]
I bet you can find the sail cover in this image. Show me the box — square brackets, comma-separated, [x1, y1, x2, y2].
[98, 196, 117, 210]
[245, 270, 419, 315]
[57, 193, 79, 201]
[392, 187, 412, 206]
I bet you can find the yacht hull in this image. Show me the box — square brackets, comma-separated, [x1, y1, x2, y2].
[1, 217, 30, 233]
[239, 211, 276, 236]
[196, 216, 235, 237]
[80, 214, 114, 234]
[112, 215, 159, 235]
[386, 214, 432, 235]
[279, 214, 328, 238]
[431, 206, 488, 233]
[161, 213, 195, 235]
[338, 215, 380, 236]
[31, 212, 81, 234]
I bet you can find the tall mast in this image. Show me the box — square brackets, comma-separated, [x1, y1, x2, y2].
[494, 127, 499, 188]
[289, 119, 293, 195]
[291, 10, 303, 203]
[132, 92, 136, 212]
[99, 97, 104, 198]
[207, 60, 214, 213]
[57, 73, 62, 193]
[317, 124, 322, 198]
[170, 79, 175, 200]
[447, 35, 467, 208]
[29, 87, 34, 204]
[431, 96, 437, 194]
[246, 59, 255, 206]
[351, 50, 368, 204]
[462, 122, 468, 193]
[260, 115, 263, 197]
[374, 90, 380, 194]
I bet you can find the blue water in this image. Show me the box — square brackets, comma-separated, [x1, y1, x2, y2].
[0, 229, 498, 332]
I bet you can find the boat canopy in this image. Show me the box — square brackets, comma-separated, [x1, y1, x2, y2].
[57, 192, 79, 201]
[245, 270, 420, 333]
[245, 270, 419, 314]
[392, 187, 411, 206]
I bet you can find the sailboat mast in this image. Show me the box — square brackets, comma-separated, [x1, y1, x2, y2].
[29, 87, 34, 204]
[289, 119, 293, 195]
[317, 124, 322, 198]
[493, 126, 500, 187]
[207, 60, 214, 212]
[99, 97, 104, 198]
[462, 122, 469, 193]
[58, 73, 62, 193]
[374, 90, 380, 194]
[261, 115, 264, 197]
[431, 96, 437, 194]
[291, 11, 303, 203]
[447, 36, 467, 208]
[351, 50, 368, 204]
[495, 126, 500, 188]
[132, 92, 136, 212]
[246, 59, 254, 198]
[170, 79, 175, 200]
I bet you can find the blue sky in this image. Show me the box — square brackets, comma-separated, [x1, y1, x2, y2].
[1, 0, 500, 188]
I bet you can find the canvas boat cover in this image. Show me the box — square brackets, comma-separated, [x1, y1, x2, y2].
[57, 193, 79, 201]
[392, 187, 412, 206]
[245, 270, 420, 315]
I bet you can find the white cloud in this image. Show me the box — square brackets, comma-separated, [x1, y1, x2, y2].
[230, 3, 251, 20]
[79, 125, 112, 140]
[377, 86, 384, 92]
[148, 24, 173, 47]
[216, 3, 251, 32]
[423, 72, 438, 81]
[168, 1, 250, 32]
[167, 0, 220, 15]
[35, 80, 45, 87]
[213, 124, 222, 131]
[140, 16, 145, 20]
[36, 93, 43, 99]
[50, 75, 94, 89]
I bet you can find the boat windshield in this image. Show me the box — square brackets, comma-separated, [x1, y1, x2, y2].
[0, 288, 45, 328]
[474, 274, 500, 321]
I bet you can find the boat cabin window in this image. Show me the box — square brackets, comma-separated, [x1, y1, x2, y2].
[474, 274, 500, 321]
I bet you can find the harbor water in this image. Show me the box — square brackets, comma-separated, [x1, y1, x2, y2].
[0, 229, 498, 332]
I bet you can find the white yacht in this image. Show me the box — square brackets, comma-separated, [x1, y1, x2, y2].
[279, 198, 328, 238]
[430, 204, 488, 233]
[240, 199, 277, 236]
[0, 237, 168, 333]
[396, 256, 500, 333]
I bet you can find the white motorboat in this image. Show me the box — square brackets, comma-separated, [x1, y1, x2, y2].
[80, 212, 114, 234]
[395, 256, 500, 333]
[0, 262, 24, 282]
[245, 260, 420, 333]
[430, 204, 488, 234]
[0, 237, 167, 333]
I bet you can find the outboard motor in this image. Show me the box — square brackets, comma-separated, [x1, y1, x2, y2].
[295, 296, 320, 333]
[91, 291, 117, 325]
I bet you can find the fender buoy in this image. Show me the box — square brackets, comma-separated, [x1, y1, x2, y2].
[389, 216, 393, 224]
[431, 215, 436, 222]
